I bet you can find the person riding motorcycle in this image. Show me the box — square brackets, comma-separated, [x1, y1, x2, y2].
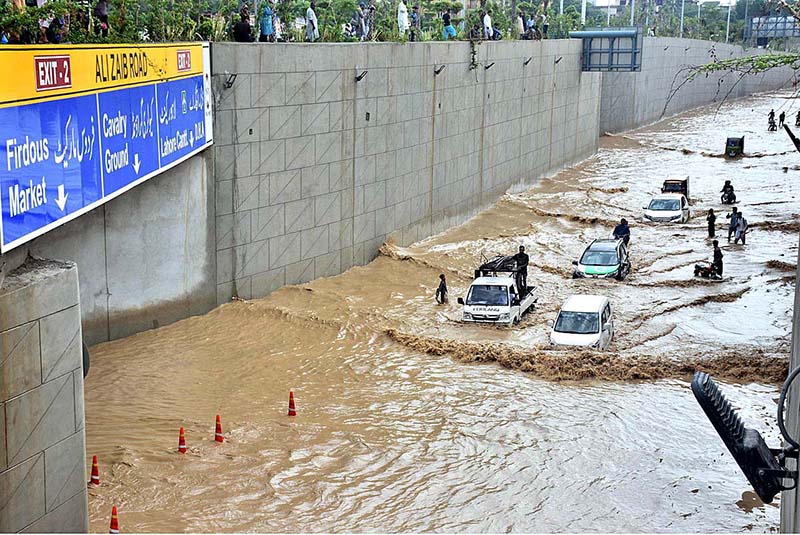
[720, 180, 736, 204]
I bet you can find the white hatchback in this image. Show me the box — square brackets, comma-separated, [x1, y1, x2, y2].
[643, 193, 690, 223]
[549, 295, 614, 350]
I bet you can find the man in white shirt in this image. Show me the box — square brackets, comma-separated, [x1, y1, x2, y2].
[397, 0, 409, 34]
[305, 1, 319, 41]
[483, 10, 492, 39]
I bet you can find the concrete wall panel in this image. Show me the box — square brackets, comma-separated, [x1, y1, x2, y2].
[0, 259, 87, 533]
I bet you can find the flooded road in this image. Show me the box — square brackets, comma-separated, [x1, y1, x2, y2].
[85, 92, 798, 532]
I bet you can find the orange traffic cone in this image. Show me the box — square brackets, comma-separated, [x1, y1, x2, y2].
[109, 505, 119, 534]
[288, 390, 297, 417]
[89, 455, 100, 486]
[178, 427, 187, 454]
[214, 415, 224, 443]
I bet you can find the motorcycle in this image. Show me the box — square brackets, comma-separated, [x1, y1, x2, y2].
[721, 190, 736, 204]
[694, 262, 721, 280]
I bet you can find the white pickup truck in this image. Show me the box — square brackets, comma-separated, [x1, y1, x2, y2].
[457, 256, 538, 326]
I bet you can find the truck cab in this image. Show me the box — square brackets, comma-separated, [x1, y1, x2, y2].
[457, 255, 538, 326]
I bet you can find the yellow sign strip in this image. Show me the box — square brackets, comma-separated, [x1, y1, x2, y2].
[0, 43, 205, 106]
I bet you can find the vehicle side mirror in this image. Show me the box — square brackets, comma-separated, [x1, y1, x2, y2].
[547, 319, 554, 328]
[457, 297, 464, 305]
[572, 260, 578, 266]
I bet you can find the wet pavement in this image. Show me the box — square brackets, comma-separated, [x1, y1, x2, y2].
[85, 92, 798, 532]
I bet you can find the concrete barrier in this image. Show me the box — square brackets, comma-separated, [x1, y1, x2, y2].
[0, 259, 88, 532]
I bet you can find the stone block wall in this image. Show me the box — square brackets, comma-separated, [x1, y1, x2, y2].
[0, 259, 88, 532]
[211, 40, 602, 302]
[600, 37, 795, 133]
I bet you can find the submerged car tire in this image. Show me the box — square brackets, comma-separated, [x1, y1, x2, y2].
[82, 342, 90, 378]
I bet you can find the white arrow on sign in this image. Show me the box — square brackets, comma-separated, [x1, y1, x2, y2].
[55, 184, 68, 212]
[189, 131, 194, 148]
[133, 153, 141, 174]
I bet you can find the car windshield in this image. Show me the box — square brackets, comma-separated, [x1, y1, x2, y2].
[554, 311, 599, 334]
[648, 199, 680, 211]
[580, 249, 618, 266]
[466, 285, 509, 306]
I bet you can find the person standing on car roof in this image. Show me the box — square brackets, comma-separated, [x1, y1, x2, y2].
[613, 218, 630, 245]
[513, 245, 529, 294]
[726, 206, 740, 242]
[712, 239, 723, 277]
[435, 273, 448, 304]
[706, 208, 716, 238]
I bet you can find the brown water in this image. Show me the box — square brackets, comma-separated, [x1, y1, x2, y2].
[85, 93, 799, 532]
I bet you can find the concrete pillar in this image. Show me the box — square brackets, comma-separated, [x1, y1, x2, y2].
[781, 233, 800, 532]
[0, 258, 88, 533]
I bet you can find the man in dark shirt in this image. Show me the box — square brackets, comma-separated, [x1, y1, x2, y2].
[712, 240, 723, 278]
[442, 9, 456, 40]
[613, 218, 630, 245]
[513, 245, 529, 295]
[233, 12, 254, 42]
[435, 273, 448, 304]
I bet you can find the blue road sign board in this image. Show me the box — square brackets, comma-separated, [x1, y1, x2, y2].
[0, 73, 212, 252]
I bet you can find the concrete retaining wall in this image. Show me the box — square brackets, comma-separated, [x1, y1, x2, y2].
[0, 259, 88, 532]
[600, 37, 795, 134]
[1, 38, 794, 345]
[210, 40, 601, 302]
[2, 154, 217, 346]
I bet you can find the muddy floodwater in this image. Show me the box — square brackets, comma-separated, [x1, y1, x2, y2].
[85, 93, 799, 532]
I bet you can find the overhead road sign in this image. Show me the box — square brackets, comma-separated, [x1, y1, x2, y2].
[0, 43, 214, 253]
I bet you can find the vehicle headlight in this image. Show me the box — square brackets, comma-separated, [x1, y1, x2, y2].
[573, 271, 585, 278]
[593, 340, 601, 349]
[463, 312, 472, 320]
[644, 214, 653, 221]
[605, 271, 617, 278]
[671, 215, 682, 221]
[499, 313, 511, 321]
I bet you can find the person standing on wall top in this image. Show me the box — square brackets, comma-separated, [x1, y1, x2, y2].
[795, 110, 800, 127]
[780, 111, 786, 128]
[515, 10, 524, 38]
[410, 5, 420, 41]
[93, 0, 108, 36]
[306, 1, 319, 41]
[483, 9, 492, 40]
[541, 11, 548, 37]
[259, 0, 275, 42]
[397, 0, 409, 35]
[442, 8, 456, 40]
[768, 109, 775, 123]
[233, 11, 254, 41]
